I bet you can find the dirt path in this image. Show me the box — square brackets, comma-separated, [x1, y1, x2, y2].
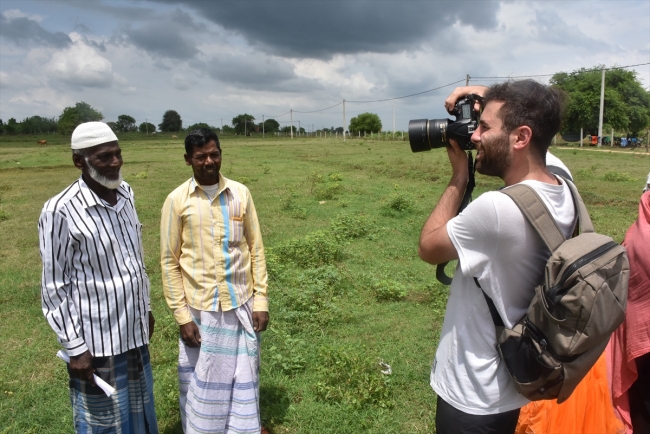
[552, 147, 650, 156]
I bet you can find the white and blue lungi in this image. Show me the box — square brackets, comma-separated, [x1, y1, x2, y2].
[178, 299, 261, 434]
[68, 345, 158, 433]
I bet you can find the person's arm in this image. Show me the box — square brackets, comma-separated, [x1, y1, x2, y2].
[418, 140, 468, 265]
[39, 210, 96, 385]
[243, 189, 269, 332]
[160, 195, 201, 345]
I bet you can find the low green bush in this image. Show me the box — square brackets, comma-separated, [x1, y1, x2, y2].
[372, 279, 408, 301]
[330, 212, 374, 241]
[271, 266, 346, 331]
[603, 171, 636, 182]
[273, 230, 343, 268]
[265, 328, 308, 375]
[314, 344, 393, 409]
[314, 182, 343, 200]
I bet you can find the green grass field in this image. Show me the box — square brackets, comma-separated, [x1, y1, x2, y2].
[0, 133, 648, 433]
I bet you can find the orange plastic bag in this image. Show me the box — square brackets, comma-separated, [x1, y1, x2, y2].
[516, 353, 624, 434]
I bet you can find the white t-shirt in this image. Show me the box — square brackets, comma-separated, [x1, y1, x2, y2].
[199, 182, 219, 199]
[431, 179, 576, 415]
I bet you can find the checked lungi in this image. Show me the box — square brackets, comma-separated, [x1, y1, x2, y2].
[68, 345, 158, 434]
[178, 299, 261, 434]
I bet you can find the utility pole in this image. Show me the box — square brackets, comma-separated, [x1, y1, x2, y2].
[290, 109, 293, 139]
[466, 74, 470, 86]
[244, 115, 247, 137]
[343, 99, 346, 142]
[221, 118, 223, 134]
[298, 120, 301, 136]
[146, 118, 148, 135]
[262, 115, 265, 138]
[598, 68, 605, 147]
[580, 127, 583, 147]
[392, 105, 395, 140]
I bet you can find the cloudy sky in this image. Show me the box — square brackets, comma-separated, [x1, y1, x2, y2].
[1, 0, 648, 132]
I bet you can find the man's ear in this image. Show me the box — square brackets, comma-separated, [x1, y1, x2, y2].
[72, 153, 85, 170]
[184, 153, 192, 166]
[513, 126, 533, 151]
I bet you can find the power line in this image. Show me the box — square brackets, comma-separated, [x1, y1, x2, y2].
[293, 102, 343, 113]
[347, 78, 467, 103]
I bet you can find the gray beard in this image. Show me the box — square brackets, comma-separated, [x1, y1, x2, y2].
[86, 159, 123, 189]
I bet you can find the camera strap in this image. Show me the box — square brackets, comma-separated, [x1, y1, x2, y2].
[436, 151, 476, 285]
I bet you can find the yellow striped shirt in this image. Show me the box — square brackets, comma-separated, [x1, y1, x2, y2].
[160, 174, 268, 325]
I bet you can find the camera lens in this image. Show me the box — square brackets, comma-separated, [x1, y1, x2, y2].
[408, 119, 451, 152]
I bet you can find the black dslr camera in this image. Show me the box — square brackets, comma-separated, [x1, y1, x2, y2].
[408, 94, 482, 152]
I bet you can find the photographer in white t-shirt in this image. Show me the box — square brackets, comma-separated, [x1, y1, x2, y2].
[418, 80, 577, 434]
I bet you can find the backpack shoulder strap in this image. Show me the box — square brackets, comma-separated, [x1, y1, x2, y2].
[501, 184, 567, 252]
[561, 177, 594, 234]
[501, 178, 594, 251]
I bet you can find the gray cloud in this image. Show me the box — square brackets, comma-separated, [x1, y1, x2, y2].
[122, 9, 205, 59]
[0, 14, 71, 48]
[206, 54, 322, 92]
[151, 0, 500, 58]
[125, 23, 198, 59]
[532, 9, 606, 51]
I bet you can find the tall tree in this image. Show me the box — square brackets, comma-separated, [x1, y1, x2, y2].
[261, 118, 280, 133]
[20, 116, 57, 134]
[57, 102, 103, 135]
[138, 122, 156, 134]
[232, 114, 255, 135]
[116, 114, 137, 132]
[75, 102, 103, 123]
[159, 110, 183, 132]
[349, 112, 382, 134]
[551, 66, 650, 135]
[4, 118, 18, 135]
[186, 122, 217, 133]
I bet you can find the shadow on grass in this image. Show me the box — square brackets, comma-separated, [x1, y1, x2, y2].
[260, 384, 291, 433]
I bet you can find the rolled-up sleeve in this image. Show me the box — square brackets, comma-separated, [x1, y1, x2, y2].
[39, 211, 88, 356]
[243, 190, 268, 312]
[160, 195, 192, 325]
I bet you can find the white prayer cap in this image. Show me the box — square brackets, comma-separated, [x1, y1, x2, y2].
[71, 122, 118, 150]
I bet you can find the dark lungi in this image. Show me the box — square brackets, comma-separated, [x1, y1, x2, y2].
[68, 345, 158, 434]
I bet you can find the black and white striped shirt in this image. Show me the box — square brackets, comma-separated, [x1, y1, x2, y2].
[39, 178, 151, 357]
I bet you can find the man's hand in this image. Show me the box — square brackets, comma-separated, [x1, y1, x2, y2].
[69, 350, 96, 387]
[148, 311, 155, 340]
[252, 311, 269, 332]
[445, 85, 488, 113]
[447, 139, 469, 184]
[180, 322, 201, 347]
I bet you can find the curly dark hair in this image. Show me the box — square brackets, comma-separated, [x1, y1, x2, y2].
[483, 80, 565, 163]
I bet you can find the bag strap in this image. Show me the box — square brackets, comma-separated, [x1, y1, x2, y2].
[547, 165, 573, 182]
[475, 278, 504, 328]
[500, 177, 593, 252]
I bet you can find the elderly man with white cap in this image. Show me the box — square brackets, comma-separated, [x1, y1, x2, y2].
[38, 122, 158, 433]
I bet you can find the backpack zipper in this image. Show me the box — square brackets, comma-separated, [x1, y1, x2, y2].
[546, 240, 619, 307]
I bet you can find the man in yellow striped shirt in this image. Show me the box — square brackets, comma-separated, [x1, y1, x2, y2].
[160, 128, 268, 434]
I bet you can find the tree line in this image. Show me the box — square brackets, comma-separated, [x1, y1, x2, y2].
[1, 66, 648, 137]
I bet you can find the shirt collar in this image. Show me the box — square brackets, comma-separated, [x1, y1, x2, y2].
[77, 176, 128, 209]
[190, 172, 230, 198]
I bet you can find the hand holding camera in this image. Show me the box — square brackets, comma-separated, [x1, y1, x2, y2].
[408, 85, 488, 153]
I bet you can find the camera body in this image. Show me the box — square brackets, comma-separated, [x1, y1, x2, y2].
[408, 94, 482, 152]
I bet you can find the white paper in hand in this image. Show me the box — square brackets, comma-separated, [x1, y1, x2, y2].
[56, 350, 116, 397]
